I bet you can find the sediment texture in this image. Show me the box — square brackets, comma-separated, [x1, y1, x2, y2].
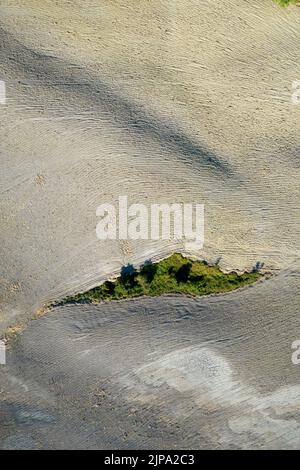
[0, 0, 300, 449]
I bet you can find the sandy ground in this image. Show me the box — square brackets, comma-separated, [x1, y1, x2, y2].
[0, 0, 300, 449]
[0, 265, 300, 449]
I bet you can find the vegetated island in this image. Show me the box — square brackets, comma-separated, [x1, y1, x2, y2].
[58, 253, 263, 305]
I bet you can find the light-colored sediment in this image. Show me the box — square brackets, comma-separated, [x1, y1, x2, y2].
[0, 0, 299, 329]
[0, 0, 300, 449]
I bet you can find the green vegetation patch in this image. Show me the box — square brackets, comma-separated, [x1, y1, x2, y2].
[273, 0, 298, 6]
[60, 253, 262, 305]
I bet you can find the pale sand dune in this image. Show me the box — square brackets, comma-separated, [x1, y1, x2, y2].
[0, 0, 300, 449]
